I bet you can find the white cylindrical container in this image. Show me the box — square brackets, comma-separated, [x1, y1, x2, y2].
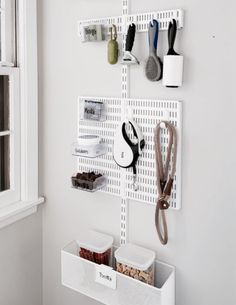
[115, 243, 155, 285]
[77, 230, 114, 266]
[163, 55, 184, 88]
[71, 135, 107, 158]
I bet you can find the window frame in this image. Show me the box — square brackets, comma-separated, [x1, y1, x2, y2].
[0, 0, 15, 65]
[0, 67, 20, 207]
[0, 0, 43, 228]
[18, 0, 39, 202]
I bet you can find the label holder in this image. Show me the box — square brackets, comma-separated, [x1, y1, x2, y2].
[95, 264, 117, 289]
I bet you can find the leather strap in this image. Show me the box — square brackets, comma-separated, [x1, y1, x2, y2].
[154, 121, 177, 245]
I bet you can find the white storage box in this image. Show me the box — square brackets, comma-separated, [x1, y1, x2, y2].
[115, 243, 155, 285]
[61, 241, 175, 305]
[77, 230, 113, 266]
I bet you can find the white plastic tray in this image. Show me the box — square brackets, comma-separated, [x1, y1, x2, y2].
[61, 241, 175, 305]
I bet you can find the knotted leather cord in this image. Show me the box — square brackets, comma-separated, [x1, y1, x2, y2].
[154, 121, 177, 245]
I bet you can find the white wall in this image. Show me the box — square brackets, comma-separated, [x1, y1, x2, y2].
[38, 0, 236, 305]
[0, 209, 42, 305]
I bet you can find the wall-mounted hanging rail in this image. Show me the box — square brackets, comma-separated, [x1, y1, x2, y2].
[78, 9, 184, 41]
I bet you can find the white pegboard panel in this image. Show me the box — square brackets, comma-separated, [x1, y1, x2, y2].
[125, 99, 182, 210]
[76, 97, 182, 210]
[77, 97, 122, 197]
[78, 9, 184, 40]
[127, 9, 184, 32]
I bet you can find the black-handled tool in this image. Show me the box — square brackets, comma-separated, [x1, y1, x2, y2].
[125, 23, 136, 51]
[167, 19, 179, 56]
[163, 18, 184, 88]
[122, 23, 139, 65]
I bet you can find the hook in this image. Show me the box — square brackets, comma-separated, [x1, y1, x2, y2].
[126, 107, 133, 122]
[160, 121, 166, 129]
[110, 24, 117, 40]
[160, 110, 170, 129]
[150, 19, 155, 27]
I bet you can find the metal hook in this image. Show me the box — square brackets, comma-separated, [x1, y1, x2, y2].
[110, 24, 117, 40]
[133, 174, 138, 191]
[150, 19, 154, 27]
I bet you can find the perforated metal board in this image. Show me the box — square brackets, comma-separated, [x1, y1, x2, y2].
[127, 9, 184, 32]
[78, 9, 184, 40]
[76, 97, 182, 210]
[77, 97, 122, 197]
[125, 99, 182, 210]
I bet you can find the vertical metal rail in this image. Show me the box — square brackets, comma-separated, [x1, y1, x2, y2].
[120, 0, 129, 245]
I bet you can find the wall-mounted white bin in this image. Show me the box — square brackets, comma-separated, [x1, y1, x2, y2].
[62, 241, 175, 305]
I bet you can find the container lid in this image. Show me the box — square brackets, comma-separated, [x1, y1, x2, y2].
[76, 230, 113, 254]
[115, 243, 155, 271]
[78, 135, 101, 146]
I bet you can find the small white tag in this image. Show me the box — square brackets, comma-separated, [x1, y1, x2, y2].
[95, 264, 117, 289]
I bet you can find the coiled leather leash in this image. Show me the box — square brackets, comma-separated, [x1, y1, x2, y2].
[154, 121, 177, 245]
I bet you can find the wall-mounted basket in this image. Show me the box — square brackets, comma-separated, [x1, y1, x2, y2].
[62, 241, 175, 305]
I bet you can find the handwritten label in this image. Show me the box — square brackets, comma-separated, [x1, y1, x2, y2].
[95, 264, 117, 289]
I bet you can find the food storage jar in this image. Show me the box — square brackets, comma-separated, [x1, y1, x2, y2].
[115, 243, 155, 285]
[77, 230, 114, 266]
[72, 135, 107, 158]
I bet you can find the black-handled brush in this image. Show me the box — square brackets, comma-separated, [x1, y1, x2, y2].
[163, 19, 184, 88]
[167, 19, 178, 55]
[145, 20, 163, 81]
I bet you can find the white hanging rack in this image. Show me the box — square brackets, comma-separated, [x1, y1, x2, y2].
[76, 96, 183, 244]
[63, 3, 185, 305]
[77, 4, 184, 246]
[78, 9, 184, 40]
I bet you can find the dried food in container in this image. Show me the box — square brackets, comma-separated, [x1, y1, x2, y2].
[77, 230, 113, 266]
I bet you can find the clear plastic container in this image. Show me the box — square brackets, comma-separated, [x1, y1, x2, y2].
[77, 230, 114, 266]
[80, 100, 106, 122]
[72, 135, 107, 158]
[81, 25, 105, 42]
[115, 243, 155, 286]
[71, 172, 107, 192]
